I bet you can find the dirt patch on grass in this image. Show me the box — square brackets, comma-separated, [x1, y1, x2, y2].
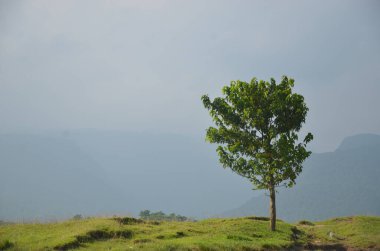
[298, 220, 314, 226]
[246, 216, 270, 221]
[330, 217, 354, 223]
[133, 238, 152, 244]
[54, 229, 133, 250]
[246, 216, 284, 222]
[304, 243, 347, 251]
[226, 235, 253, 241]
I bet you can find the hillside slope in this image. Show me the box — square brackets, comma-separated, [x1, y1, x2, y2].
[222, 134, 380, 221]
[0, 216, 379, 250]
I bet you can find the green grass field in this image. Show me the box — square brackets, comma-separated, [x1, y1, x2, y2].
[0, 216, 379, 250]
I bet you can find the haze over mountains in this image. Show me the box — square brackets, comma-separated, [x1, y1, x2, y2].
[0, 130, 252, 221]
[0, 131, 379, 222]
[223, 134, 380, 221]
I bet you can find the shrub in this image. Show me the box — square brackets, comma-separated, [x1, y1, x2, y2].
[175, 231, 186, 238]
[298, 220, 314, 226]
[114, 217, 143, 225]
[72, 214, 83, 220]
[138, 210, 194, 222]
[0, 240, 14, 250]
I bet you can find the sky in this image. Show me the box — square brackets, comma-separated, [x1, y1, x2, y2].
[0, 0, 379, 152]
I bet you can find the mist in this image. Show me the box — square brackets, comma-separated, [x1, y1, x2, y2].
[1, 0, 379, 152]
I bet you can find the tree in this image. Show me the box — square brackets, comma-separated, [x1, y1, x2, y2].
[201, 76, 313, 231]
[139, 210, 151, 218]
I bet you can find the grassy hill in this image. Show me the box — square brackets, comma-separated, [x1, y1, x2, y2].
[0, 216, 379, 250]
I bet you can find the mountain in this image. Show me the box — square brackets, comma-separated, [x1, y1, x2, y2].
[0, 131, 253, 221]
[58, 130, 254, 217]
[0, 134, 130, 221]
[222, 134, 380, 221]
[1, 131, 379, 222]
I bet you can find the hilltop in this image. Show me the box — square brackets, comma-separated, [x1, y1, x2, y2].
[0, 216, 379, 250]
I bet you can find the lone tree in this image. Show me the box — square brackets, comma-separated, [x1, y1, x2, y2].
[201, 76, 313, 231]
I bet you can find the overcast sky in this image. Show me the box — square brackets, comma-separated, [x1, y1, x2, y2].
[0, 0, 379, 152]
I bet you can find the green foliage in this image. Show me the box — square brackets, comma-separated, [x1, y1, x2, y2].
[72, 214, 83, 220]
[201, 76, 313, 190]
[0, 240, 14, 250]
[114, 217, 143, 225]
[139, 210, 192, 222]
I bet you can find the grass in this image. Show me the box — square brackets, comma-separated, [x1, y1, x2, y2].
[298, 216, 380, 250]
[0, 216, 378, 250]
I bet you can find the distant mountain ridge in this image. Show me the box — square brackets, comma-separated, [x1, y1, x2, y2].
[0, 131, 252, 221]
[0, 131, 379, 221]
[337, 133, 380, 151]
[0, 134, 130, 221]
[222, 133, 380, 221]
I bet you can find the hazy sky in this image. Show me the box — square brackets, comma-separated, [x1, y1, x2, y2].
[1, 0, 379, 152]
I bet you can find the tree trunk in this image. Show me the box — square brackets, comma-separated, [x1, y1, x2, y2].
[269, 185, 276, 231]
